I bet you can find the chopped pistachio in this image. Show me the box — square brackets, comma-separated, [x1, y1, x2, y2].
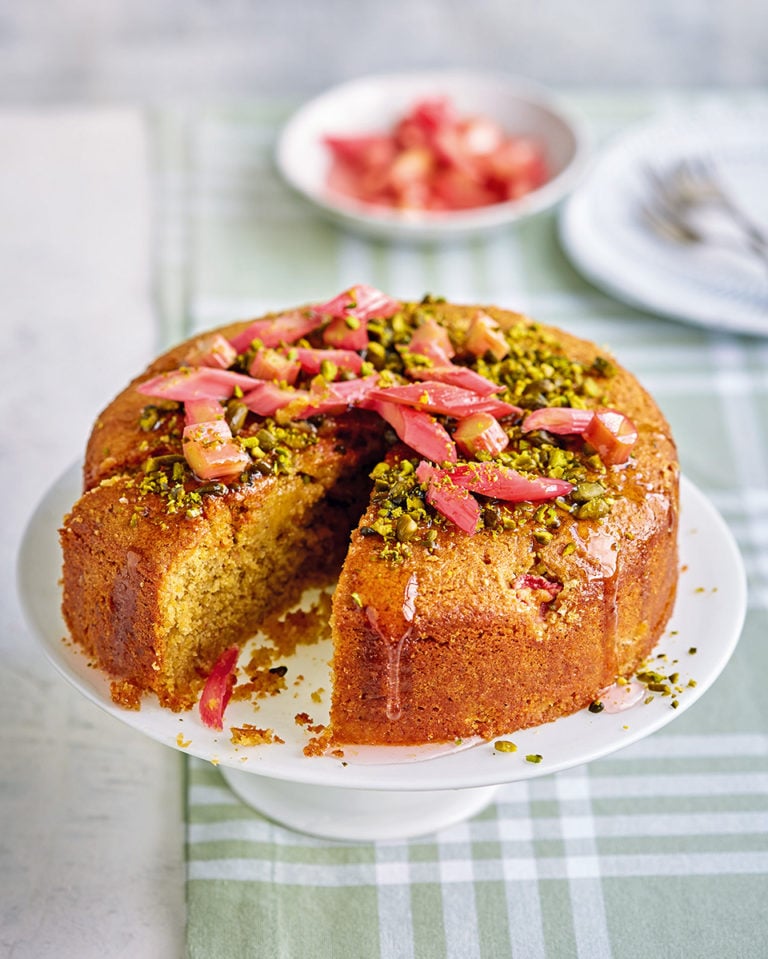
[576, 497, 611, 520]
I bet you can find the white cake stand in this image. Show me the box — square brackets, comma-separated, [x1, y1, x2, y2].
[18, 464, 746, 841]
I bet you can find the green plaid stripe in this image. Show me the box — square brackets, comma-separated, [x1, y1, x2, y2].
[152, 94, 768, 958]
[186, 737, 768, 959]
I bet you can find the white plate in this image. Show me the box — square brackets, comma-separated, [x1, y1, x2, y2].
[276, 71, 588, 242]
[19, 465, 746, 796]
[559, 106, 768, 336]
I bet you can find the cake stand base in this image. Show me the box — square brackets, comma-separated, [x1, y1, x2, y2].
[219, 767, 501, 841]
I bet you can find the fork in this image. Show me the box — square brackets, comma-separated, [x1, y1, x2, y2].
[643, 158, 768, 268]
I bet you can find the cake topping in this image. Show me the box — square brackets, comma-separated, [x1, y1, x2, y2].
[184, 332, 238, 369]
[368, 398, 457, 464]
[407, 314, 455, 362]
[464, 310, 510, 360]
[454, 412, 509, 458]
[314, 283, 402, 324]
[182, 419, 251, 483]
[133, 286, 636, 542]
[137, 367, 257, 401]
[363, 380, 520, 419]
[420, 467, 481, 535]
[522, 406, 638, 466]
[248, 347, 302, 384]
[416, 460, 573, 536]
[407, 363, 501, 396]
[199, 645, 239, 730]
[228, 308, 323, 353]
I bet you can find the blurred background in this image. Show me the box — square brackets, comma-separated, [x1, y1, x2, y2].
[1, 0, 766, 103]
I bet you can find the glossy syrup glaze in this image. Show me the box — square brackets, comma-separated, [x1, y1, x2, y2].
[365, 572, 419, 722]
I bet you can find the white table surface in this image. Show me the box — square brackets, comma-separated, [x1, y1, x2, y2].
[1, 109, 184, 959]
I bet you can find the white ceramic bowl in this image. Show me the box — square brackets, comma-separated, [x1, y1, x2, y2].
[276, 71, 589, 242]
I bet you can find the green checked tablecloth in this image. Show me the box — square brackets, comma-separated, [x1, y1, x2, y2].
[150, 93, 768, 959]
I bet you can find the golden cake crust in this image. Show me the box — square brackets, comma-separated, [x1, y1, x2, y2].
[60, 299, 679, 741]
[329, 305, 678, 743]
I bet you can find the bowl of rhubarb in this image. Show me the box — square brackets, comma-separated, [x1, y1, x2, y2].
[276, 71, 588, 242]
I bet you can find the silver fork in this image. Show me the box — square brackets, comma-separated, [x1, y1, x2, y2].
[643, 158, 768, 268]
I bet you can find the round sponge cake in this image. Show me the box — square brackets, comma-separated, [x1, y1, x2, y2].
[60, 291, 679, 744]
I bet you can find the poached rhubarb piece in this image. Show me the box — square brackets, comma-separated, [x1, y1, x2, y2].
[454, 412, 509, 457]
[407, 364, 500, 396]
[184, 332, 238, 370]
[229, 310, 324, 354]
[521, 406, 594, 435]
[364, 381, 520, 420]
[583, 410, 638, 466]
[241, 381, 305, 417]
[415, 460, 572, 533]
[369, 399, 457, 464]
[297, 375, 381, 418]
[184, 397, 226, 427]
[315, 285, 401, 350]
[292, 346, 364, 377]
[182, 420, 250, 482]
[522, 406, 638, 465]
[464, 311, 509, 361]
[407, 315, 455, 363]
[322, 315, 369, 351]
[427, 461, 573, 502]
[137, 367, 257, 402]
[248, 348, 302, 385]
[424, 477, 481, 534]
[199, 646, 239, 730]
[314, 284, 402, 323]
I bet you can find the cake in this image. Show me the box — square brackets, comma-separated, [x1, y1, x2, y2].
[60, 285, 679, 745]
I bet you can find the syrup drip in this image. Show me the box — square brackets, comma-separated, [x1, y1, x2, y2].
[572, 524, 621, 674]
[599, 678, 646, 713]
[365, 572, 419, 722]
[384, 633, 410, 721]
[603, 565, 620, 674]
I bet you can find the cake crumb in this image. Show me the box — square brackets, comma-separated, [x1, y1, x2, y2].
[261, 591, 333, 657]
[245, 647, 274, 672]
[230, 724, 285, 746]
[231, 669, 287, 701]
[110, 680, 142, 710]
[176, 732, 191, 748]
[295, 712, 326, 735]
[303, 727, 334, 756]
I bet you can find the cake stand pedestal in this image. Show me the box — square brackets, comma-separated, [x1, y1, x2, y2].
[219, 767, 501, 841]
